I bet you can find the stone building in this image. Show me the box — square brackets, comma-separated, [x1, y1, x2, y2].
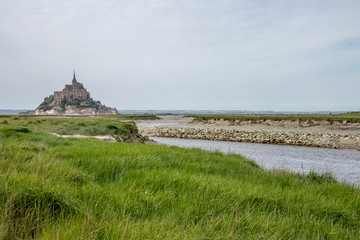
[32, 71, 118, 115]
[53, 71, 91, 107]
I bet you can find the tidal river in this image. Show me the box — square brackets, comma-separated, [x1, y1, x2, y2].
[151, 137, 360, 187]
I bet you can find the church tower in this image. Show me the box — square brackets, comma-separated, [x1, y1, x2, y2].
[72, 70, 77, 84]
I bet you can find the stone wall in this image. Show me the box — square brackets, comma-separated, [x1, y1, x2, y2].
[57, 81, 90, 104]
[33, 105, 118, 115]
[141, 127, 360, 150]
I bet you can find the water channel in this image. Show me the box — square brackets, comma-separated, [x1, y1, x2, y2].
[151, 137, 360, 187]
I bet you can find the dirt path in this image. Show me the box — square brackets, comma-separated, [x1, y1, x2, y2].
[51, 133, 117, 142]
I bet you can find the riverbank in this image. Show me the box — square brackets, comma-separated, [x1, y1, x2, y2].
[138, 115, 360, 149]
[0, 116, 146, 143]
[141, 126, 360, 149]
[151, 137, 360, 186]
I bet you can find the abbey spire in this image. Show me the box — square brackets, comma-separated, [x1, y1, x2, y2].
[72, 69, 77, 84]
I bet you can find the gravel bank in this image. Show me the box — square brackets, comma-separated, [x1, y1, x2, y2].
[140, 126, 360, 149]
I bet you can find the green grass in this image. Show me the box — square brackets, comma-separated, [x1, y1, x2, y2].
[0, 116, 143, 142]
[191, 113, 360, 124]
[0, 117, 359, 239]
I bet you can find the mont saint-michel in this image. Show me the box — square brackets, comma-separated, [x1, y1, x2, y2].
[32, 71, 118, 115]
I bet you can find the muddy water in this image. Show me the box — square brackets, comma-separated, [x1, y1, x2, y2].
[151, 137, 360, 186]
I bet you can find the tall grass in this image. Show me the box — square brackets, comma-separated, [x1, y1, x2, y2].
[0, 118, 359, 239]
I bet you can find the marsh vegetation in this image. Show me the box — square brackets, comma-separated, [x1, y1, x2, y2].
[192, 113, 360, 124]
[0, 116, 359, 239]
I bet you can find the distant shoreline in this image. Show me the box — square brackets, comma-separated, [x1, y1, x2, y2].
[1, 109, 358, 116]
[0, 109, 31, 115]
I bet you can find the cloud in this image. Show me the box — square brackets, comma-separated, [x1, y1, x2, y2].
[0, 0, 359, 110]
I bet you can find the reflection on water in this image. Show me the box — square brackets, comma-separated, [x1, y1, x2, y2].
[151, 137, 360, 187]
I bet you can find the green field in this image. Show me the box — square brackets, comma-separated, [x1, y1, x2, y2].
[191, 112, 360, 124]
[0, 116, 359, 239]
[0, 116, 144, 142]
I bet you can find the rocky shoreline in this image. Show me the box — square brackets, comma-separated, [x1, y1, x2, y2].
[140, 126, 360, 150]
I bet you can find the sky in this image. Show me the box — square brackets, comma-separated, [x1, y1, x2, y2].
[0, 0, 359, 111]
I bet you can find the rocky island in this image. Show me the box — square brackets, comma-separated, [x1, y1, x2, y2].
[32, 71, 118, 115]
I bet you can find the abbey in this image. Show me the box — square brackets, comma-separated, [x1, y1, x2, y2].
[32, 71, 118, 115]
[54, 72, 91, 106]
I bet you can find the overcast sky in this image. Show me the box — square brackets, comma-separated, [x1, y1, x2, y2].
[1, 0, 359, 111]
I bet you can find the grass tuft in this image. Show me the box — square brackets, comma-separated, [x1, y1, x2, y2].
[305, 171, 337, 184]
